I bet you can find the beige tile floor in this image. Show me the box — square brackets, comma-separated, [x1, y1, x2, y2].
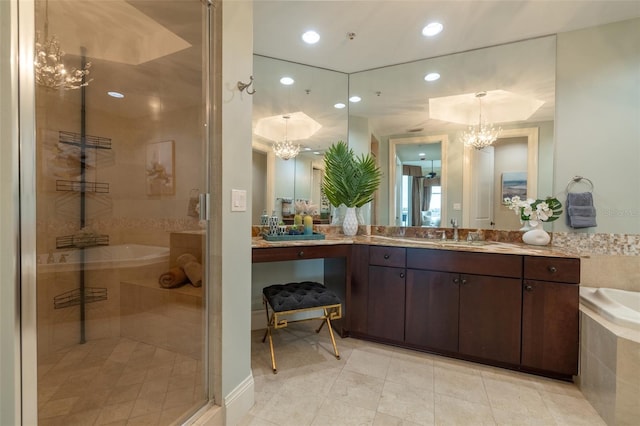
[243, 322, 606, 426]
[37, 337, 205, 426]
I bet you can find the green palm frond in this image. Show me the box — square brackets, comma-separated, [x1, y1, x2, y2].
[322, 141, 382, 208]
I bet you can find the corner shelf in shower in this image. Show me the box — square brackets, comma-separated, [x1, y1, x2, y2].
[59, 130, 112, 150]
[56, 234, 109, 249]
[56, 180, 110, 193]
[54, 287, 108, 310]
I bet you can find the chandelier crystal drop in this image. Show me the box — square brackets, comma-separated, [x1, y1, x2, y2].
[461, 91, 501, 150]
[34, 0, 92, 90]
[273, 115, 300, 160]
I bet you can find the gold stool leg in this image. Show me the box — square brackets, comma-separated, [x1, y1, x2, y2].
[261, 299, 278, 373]
[323, 308, 340, 360]
[266, 323, 277, 374]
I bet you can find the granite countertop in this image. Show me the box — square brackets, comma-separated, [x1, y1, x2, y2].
[251, 234, 580, 258]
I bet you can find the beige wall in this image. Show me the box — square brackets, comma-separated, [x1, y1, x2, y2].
[555, 18, 640, 235]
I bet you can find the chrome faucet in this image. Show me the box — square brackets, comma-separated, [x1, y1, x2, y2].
[450, 218, 459, 241]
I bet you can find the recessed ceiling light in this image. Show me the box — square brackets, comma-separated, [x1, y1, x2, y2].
[302, 30, 320, 44]
[419, 152, 426, 156]
[313, 152, 321, 155]
[304, 147, 311, 151]
[349, 96, 361, 103]
[424, 72, 440, 82]
[334, 102, 346, 109]
[107, 91, 124, 98]
[422, 22, 443, 37]
[280, 76, 294, 85]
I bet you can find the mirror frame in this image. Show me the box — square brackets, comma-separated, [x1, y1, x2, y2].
[461, 127, 539, 228]
[389, 135, 449, 227]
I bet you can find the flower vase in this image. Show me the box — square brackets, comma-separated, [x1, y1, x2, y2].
[522, 222, 550, 246]
[342, 207, 359, 236]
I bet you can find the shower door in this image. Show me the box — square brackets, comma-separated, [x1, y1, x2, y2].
[32, 1, 213, 424]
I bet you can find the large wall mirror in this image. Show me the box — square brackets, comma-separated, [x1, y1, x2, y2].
[253, 35, 556, 231]
[349, 35, 556, 230]
[252, 55, 348, 223]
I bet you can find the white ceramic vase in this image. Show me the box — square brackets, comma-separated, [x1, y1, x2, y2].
[342, 207, 359, 236]
[522, 222, 550, 246]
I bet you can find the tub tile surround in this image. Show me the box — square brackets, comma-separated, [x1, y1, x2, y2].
[579, 308, 640, 425]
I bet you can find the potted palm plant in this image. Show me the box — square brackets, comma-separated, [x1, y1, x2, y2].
[322, 141, 382, 236]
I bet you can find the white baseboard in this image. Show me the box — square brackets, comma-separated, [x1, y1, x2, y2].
[224, 373, 255, 426]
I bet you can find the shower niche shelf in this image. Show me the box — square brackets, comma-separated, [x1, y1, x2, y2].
[54, 287, 108, 310]
[56, 234, 109, 249]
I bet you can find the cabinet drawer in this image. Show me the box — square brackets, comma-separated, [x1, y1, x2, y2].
[369, 246, 406, 268]
[524, 256, 580, 283]
[407, 248, 522, 278]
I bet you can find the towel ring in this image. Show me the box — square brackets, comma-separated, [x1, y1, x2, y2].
[565, 176, 594, 193]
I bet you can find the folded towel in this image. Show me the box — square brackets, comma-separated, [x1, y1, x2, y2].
[567, 192, 594, 206]
[569, 215, 597, 229]
[567, 206, 596, 217]
[176, 253, 202, 287]
[159, 267, 188, 288]
[566, 192, 597, 228]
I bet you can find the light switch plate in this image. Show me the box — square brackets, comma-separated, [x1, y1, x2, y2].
[453, 203, 462, 211]
[231, 189, 247, 212]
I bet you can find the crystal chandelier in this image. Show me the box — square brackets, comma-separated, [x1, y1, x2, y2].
[34, 0, 92, 90]
[273, 115, 300, 160]
[460, 91, 501, 150]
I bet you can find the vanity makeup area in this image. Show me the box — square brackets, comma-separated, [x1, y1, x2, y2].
[251, 35, 580, 381]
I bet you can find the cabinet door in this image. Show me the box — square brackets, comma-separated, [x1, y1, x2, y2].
[405, 269, 459, 352]
[522, 280, 579, 376]
[350, 245, 369, 335]
[367, 265, 405, 342]
[459, 275, 522, 365]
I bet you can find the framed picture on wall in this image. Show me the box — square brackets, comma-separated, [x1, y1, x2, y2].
[501, 172, 527, 202]
[146, 140, 175, 195]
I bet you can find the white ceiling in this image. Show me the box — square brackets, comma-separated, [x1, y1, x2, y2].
[253, 0, 640, 73]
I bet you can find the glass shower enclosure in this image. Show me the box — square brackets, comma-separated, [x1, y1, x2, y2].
[32, 1, 212, 424]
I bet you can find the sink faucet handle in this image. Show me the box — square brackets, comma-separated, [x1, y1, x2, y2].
[450, 218, 458, 228]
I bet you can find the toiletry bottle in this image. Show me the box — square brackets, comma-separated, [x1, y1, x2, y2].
[269, 210, 279, 236]
[303, 212, 313, 235]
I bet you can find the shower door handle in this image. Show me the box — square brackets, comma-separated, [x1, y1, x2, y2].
[199, 193, 210, 221]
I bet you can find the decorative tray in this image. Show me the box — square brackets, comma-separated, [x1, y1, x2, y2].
[263, 232, 326, 242]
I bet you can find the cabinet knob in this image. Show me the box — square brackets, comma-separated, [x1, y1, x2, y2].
[460, 278, 467, 285]
[548, 266, 557, 273]
[384, 254, 390, 259]
[453, 278, 460, 284]
[400, 272, 405, 278]
[525, 285, 533, 291]
[298, 251, 304, 257]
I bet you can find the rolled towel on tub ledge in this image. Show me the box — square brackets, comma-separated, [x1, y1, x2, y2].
[159, 267, 188, 288]
[176, 253, 203, 287]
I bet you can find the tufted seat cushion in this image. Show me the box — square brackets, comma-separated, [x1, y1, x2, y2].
[263, 281, 341, 312]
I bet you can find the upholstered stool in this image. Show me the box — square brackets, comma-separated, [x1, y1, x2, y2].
[262, 281, 342, 373]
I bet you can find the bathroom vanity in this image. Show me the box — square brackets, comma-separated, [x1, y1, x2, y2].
[252, 233, 581, 380]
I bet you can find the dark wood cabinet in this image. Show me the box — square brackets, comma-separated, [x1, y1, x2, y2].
[405, 269, 459, 352]
[344, 244, 580, 379]
[521, 256, 580, 376]
[349, 245, 369, 335]
[458, 274, 522, 365]
[367, 265, 406, 342]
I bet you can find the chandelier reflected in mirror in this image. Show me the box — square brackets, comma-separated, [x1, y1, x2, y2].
[273, 115, 300, 160]
[460, 91, 501, 150]
[34, 0, 92, 90]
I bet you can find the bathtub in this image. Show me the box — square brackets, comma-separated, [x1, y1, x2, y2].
[580, 286, 640, 331]
[578, 287, 640, 425]
[38, 244, 169, 273]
